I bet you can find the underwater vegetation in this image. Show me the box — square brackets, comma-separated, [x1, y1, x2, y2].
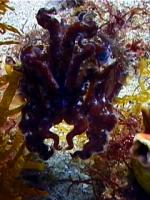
[0, 0, 20, 45]
[0, 0, 150, 200]
[0, 64, 49, 200]
[0, 1, 49, 200]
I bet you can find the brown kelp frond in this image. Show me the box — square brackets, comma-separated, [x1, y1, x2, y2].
[0, 68, 22, 127]
[0, 40, 20, 45]
[0, 23, 21, 35]
[0, 1, 50, 198]
[0, 0, 14, 15]
[0, 0, 20, 45]
[116, 57, 150, 115]
[0, 63, 48, 200]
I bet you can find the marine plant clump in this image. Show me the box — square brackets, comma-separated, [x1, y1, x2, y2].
[19, 2, 132, 160]
[0, 0, 20, 45]
[0, 64, 49, 200]
[0, 1, 50, 199]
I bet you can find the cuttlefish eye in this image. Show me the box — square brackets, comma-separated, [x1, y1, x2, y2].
[96, 45, 114, 65]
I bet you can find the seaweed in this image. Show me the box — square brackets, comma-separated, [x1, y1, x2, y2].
[0, 1, 49, 199]
[0, 64, 49, 200]
[0, 0, 20, 45]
